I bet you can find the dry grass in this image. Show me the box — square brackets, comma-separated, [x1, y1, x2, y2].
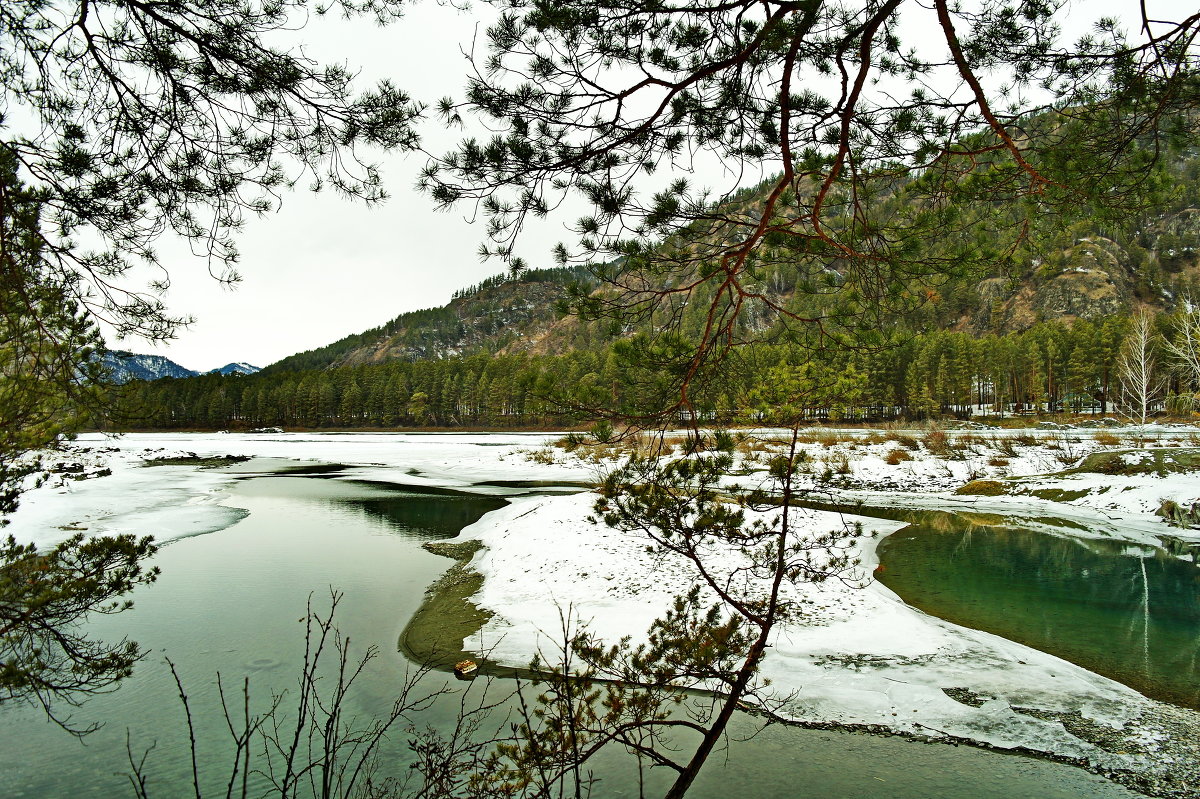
[815, 429, 853, 448]
[555, 430, 692, 461]
[1093, 431, 1120, 447]
[525, 448, 559, 465]
[737, 437, 779, 456]
[987, 456, 1010, 467]
[956, 479, 1008, 496]
[991, 436, 1020, 457]
[885, 430, 921, 450]
[884, 448, 913, 465]
[923, 428, 952, 456]
[1012, 432, 1038, 447]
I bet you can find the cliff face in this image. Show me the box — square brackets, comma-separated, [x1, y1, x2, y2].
[970, 206, 1200, 332]
[976, 238, 1134, 331]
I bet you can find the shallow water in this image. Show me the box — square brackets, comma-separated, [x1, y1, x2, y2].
[0, 471, 1140, 798]
[874, 510, 1200, 710]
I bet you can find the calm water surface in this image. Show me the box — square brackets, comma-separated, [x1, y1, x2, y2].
[0, 471, 1141, 798]
[874, 509, 1200, 709]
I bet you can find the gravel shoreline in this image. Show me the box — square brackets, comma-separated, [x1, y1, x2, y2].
[748, 697, 1199, 799]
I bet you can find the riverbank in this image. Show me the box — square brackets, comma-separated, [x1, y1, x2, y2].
[402, 534, 1200, 799]
[3, 431, 596, 549]
[11, 429, 1200, 797]
[404, 426, 1200, 797]
[398, 540, 492, 670]
[419, 490, 1194, 794]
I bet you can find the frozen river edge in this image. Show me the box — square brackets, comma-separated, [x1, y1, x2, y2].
[10, 430, 1200, 798]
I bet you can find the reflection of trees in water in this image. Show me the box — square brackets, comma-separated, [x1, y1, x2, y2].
[333, 494, 508, 539]
[878, 522, 1200, 708]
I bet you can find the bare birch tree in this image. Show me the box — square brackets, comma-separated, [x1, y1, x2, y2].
[1117, 311, 1166, 427]
[1163, 299, 1200, 406]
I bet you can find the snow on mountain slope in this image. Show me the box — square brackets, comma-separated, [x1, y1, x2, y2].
[101, 351, 198, 383]
[211, 362, 261, 376]
[99, 352, 261, 382]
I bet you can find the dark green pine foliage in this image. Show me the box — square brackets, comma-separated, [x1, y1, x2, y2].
[1, 153, 107, 516]
[114, 314, 1190, 429]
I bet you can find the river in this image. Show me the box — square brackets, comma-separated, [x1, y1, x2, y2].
[0, 455, 1144, 798]
[874, 509, 1200, 709]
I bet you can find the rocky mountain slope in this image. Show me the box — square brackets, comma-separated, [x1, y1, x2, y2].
[263, 266, 592, 374]
[100, 352, 261, 383]
[261, 149, 1200, 373]
[101, 351, 198, 383]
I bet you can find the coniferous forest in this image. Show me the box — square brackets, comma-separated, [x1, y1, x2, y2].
[114, 313, 1200, 430]
[110, 135, 1200, 431]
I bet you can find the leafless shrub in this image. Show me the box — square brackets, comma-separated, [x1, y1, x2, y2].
[128, 592, 512, 799]
[1054, 451, 1081, 467]
[923, 428, 951, 456]
[1012, 432, 1038, 447]
[991, 436, 1020, 457]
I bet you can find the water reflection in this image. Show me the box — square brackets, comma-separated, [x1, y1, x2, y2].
[875, 516, 1200, 709]
[336, 491, 507, 538]
[233, 475, 508, 538]
[0, 475, 1149, 799]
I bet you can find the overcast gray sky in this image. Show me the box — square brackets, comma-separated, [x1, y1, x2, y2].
[108, 0, 1179, 372]
[116, 2, 523, 372]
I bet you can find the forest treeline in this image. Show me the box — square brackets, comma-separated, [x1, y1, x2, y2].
[110, 313, 1199, 430]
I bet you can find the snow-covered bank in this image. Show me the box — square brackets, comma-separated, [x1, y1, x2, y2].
[568, 424, 1200, 544]
[443, 426, 1200, 793]
[4, 432, 596, 549]
[457, 492, 1161, 766]
[8, 429, 1200, 794]
[5, 444, 249, 548]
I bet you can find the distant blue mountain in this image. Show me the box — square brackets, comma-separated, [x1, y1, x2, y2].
[211, 362, 261, 376]
[101, 351, 198, 384]
[99, 353, 262, 383]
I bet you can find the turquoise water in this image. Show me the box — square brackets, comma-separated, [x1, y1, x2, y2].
[0, 473, 1140, 798]
[874, 509, 1200, 710]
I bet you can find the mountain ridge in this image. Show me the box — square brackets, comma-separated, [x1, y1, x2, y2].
[100, 351, 261, 383]
[263, 265, 592, 374]
[260, 141, 1200, 374]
